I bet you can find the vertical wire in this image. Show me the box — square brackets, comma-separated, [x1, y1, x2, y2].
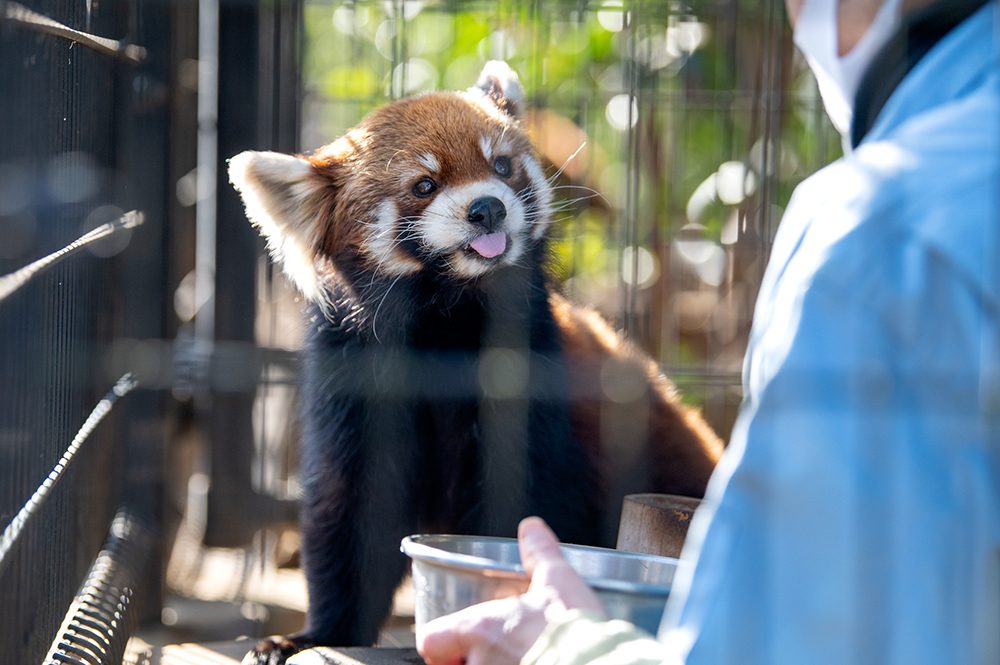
[194, 6, 219, 622]
[254, 264, 274, 631]
[628, 0, 642, 340]
[254, 3, 278, 634]
[659, 4, 677, 366]
[57, 219, 74, 633]
[392, 0, 406, 99]
[713, 0, 739, 423]
[759, 0, 781, 268]
[530, 0, 542, 105]
[629, 0, 652, 346]
[645, 8, 662, 362]
[572, 1, 583, 302]
[195, 0, 218, 349]
[620, 0, 639, 338]
[194, 0, 220, 640]
[746, 1, 763, 255]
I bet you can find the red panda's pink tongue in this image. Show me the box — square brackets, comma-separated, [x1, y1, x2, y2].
[469, 231, 507, 258]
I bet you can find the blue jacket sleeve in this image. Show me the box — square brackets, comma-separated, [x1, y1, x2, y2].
[658, 252, 999, 665]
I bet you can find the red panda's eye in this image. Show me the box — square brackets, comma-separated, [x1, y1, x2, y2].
[493, 156, 512, 178]
[412, 177, 437, 198]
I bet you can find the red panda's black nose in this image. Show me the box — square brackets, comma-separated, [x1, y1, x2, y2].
[467, 196, 507, 232]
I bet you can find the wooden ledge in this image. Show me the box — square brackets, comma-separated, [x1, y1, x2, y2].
[152, 642, 422, 665]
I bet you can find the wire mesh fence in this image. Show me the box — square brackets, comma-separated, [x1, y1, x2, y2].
[0, 0, 172, 661]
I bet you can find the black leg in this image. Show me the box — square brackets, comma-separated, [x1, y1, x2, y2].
[298, 391, 417, 646]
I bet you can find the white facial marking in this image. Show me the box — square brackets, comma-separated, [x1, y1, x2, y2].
[479, 135, 493, 162]
[519, 155, 554, 239]
[418, 178, 528, 279]
[363, 200, 423, 276]
[450, 250, 494, 279]
[417, 152, 440, 173]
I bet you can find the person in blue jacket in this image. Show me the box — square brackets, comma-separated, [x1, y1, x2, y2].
[417, 0, 1000, 663]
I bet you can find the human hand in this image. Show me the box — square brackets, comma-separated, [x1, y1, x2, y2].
[417, 517, 605, 665]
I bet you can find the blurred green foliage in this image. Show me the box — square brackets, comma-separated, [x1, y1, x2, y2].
[300, 0, 841, 421]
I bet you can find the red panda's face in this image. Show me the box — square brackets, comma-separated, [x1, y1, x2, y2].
[229, 62, 553, 301]
[328, 91, 551, 282]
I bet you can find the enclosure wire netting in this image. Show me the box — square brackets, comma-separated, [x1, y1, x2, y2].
[0, 0, 168, 662]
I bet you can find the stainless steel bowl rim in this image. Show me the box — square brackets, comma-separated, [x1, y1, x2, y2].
[401, 534, 679, 597]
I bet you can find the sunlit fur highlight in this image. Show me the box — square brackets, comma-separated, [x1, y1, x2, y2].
[228, 151, 324, 300]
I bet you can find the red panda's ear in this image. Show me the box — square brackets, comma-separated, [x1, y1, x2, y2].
[471, 60, 524, 118]
[228, 150, 329, 300]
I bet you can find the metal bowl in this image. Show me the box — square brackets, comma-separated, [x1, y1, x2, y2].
[401, 534, 679, 634]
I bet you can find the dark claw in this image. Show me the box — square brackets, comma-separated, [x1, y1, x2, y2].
[241, 634, 316, 665]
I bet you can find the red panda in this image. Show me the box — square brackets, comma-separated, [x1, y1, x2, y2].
[229, 61, 722, 664]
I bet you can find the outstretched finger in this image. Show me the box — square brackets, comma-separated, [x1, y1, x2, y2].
[518, 517, 565, 575]
[518, 517, 604, 614]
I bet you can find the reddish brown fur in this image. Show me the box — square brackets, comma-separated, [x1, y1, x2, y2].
[551, 293, 723, 498]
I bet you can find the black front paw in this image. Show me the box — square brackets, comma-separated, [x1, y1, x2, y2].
[241, 633, 316, 665]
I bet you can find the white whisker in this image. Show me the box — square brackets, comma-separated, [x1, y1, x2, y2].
[371, 273, 405, 344]
[545, 141, 587, 184]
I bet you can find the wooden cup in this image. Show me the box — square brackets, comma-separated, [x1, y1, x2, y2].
[616, 493, 703, 558]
